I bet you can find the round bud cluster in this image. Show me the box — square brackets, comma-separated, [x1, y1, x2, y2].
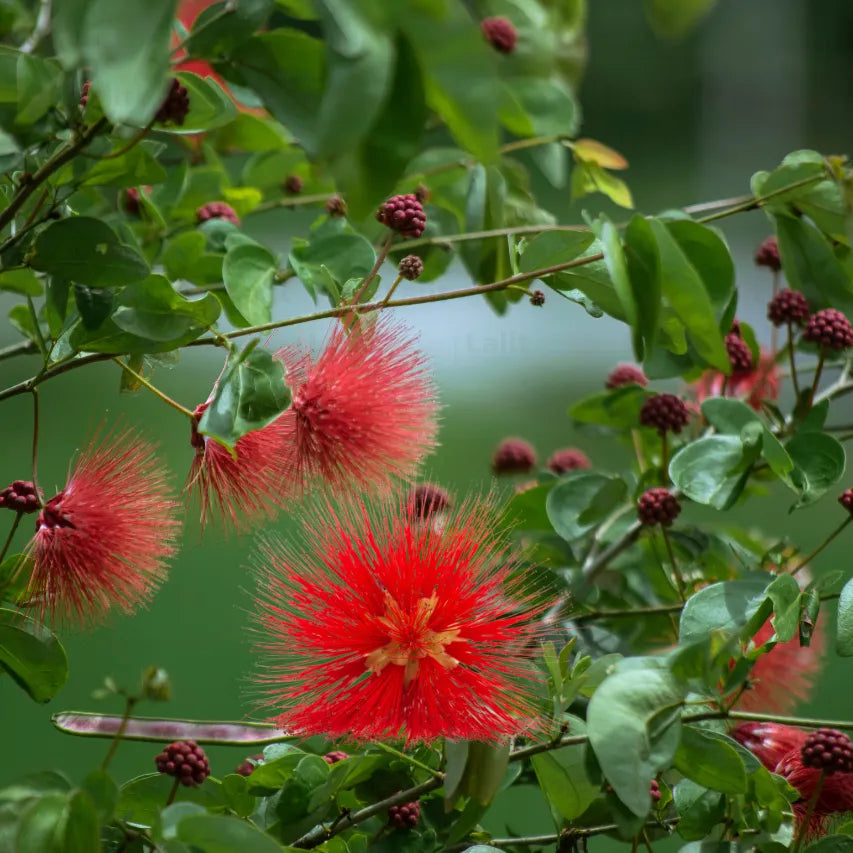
[398, 255, 424, 281]
[839, 488, 853, 514]
[650, 779, 661, 803]
[155, 740, 211, 787]
[637, 488, 681, 527]
[325, 195, 347, 218]
[388, 800, 420, 830]
[481, 16, 518, 53]
[408, 483, 451, 520]
[803, 309, 853, 351]
[801, 728, 853, 774]
[235, 754, 262, 777]
[155, 78, 190, 126]
[755, 235, 781, 271]
[322, 750, 350, 765]
[767, 288, 810, 327]
[80, 81, 91, 109]
[639, 393, 690, 435]
[606, 364, 647, 389]
[492, 437, 536, 475]
[547, 448, 591, 475]
[196, 201, 240, 226]
[530, 289, 545, 307]
[376, 194, 426, 239]
[414, 183, 430, 203]
[725, 332, 753, 373]
[284, 175, 303, 195]
[0, 480, 41, 514]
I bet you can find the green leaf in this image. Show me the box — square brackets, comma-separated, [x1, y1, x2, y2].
[836, 578, 853, 656]
[80, 769, 118, 823]
[63, 789, 100, 852]
[587, 659, 684, 816]
[16, 792, 68, 852]
[546, 472, 628, 541]
[765, 573, 801, 643]
[0, 608, 68, 703]
[596, 216, 638, 354]
[648, 218, 728, 371]
[673, 727, 747, 794]
[30, 217, 150, 288]
[118, 773, 222, 827]
[198, 344, 291, 452]
[222, 244, 276, 325]
[531, 720, 598, 820]
[571, 160, 634, 208]
[624, 215, 662, 360]
[569, 385, 650, 429]
[231, 30, 324, 154]
[446, 742, 509, 807]
[74, 283, 114, 330]
[806, 837, 853, 853]
[774, 215, 853, 314]
[16, 54, 63, 125]
[399, 2, 498, 163]
[112, 275, 221, 341]
[289, 231, 376, 302]
[0, 268, 42, 296]
[185, 0, 274, 57]
[679, 576, 773, 645]
[785, 432, 846, 507]
[674, 779, 725, 841]
[669, 434, 756, 509]
[83, 0, 178, 125]
[313, 2, 394, 159]
[220, 774, 255, 819]
[665, 220, 734, 311]
[177, 814, 285, 853]
[700, 398, 793, 481]
[500, 76, 580, 139]
[164, 72, 239, 134]
[332, 32, 427, 218]
[645, 0, 718, 37]
[78, 145, 168, 189]
[517, 230, 596, 275]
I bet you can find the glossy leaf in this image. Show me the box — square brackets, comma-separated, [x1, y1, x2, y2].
[648, 218, 728, 370]
[83, 0, 178, 125]
[837, 578, 853, 657]
[177, 814, 286, 853]
[118, 773, 222, 827]
[0, 608, 68, 703]
[679, 576, 773, 645]
[785, 431, 846, 507]
[165, 72, 239, 134]
[198, 344, 291, 451]
[673, 726, 747, 794]
[223, 244, 276, 325]
[587, 659, 684, 816]
[531, 720, 598, 820]
[546, 472, 628, 541]
[30, 217, 150, 288]
[669, 434, 756, 509]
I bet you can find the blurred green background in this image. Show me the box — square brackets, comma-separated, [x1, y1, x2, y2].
[1, 0, 853, 831]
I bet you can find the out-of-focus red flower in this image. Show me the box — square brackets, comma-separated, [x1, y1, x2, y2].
[734, 616, 825, 714]
[276, 321, 439, 495]
[27, 427, 179, 626]
[732, 721, 808, 773]
[690, 350, 781, 412]
[186, 401, 292, 534]
[250, 494, 544, 743]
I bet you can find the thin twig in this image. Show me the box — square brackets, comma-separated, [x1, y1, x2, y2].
[112, 358, 194, 418]
[101, 696, 138, 771]
[20, 0, 52, 54]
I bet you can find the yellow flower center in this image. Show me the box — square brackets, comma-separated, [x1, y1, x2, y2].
[364, 591, 463, 686]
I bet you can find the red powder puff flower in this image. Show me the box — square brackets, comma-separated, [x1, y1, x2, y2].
[776, 746, 853, 839]
[26, 427, 179, 626]
[186, 401, 292, 534]
[250, 494, 544, 744]
[732, 722, 808, 773]
[733, 616, 825, 714]
[276, 321, 439, 495]
[690, 349, 781, 412]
